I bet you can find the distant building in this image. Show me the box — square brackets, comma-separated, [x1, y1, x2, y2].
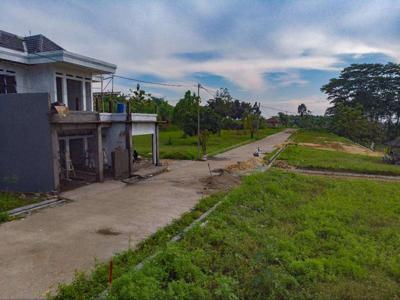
[266, 116, 281, 128]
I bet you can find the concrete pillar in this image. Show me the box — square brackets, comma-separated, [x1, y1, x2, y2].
[65, 137, 70, 180]
[83, 137, 88, 167]
[152, 123, 160, 166]
[62, 76, 68, 107]
[51, 126, 60, 191]
[82, 80, 87, 111]
[126, 114, 133, 175]
[95, 124, 104, 182]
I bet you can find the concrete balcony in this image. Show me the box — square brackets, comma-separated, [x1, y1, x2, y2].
[132, 113, 157, 123]
[99, 112, 157, 123]
[99, 112, 126, 122]
[50, 111, 99, 124]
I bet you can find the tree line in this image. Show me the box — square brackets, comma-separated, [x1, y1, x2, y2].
[276, 63, 400, 146]
[100, 85, 265, 156]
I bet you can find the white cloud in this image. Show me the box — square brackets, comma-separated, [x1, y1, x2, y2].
[1, 0, 399, 108]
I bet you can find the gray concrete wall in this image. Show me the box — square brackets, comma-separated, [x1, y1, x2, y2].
[0, 93, 55, 192]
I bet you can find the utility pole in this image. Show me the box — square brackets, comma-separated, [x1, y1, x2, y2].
[197, 83, 201, 160]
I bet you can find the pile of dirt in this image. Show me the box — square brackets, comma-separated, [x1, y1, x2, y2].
[297, 142, 382, 157]
[200, 170, 241, 194]
[225, 157, 264, 173]
[274, 160, 294, 169]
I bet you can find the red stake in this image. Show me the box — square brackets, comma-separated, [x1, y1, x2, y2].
[108, 260, 113, 287]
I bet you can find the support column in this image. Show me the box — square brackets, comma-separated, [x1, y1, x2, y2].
[62, 76, 68, 107]
[82, 81, 87, 111]
[126, 113, 133, 176]
[95, 124, 104, 182]
[51, 126, 60, 191]
[65, 137, 70, 180]
[152, 123, 160, 166]
[83, 137, 88, 167]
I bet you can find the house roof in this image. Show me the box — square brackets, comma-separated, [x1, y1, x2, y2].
[0, 30, 24, 52]
[0, 29, 116, 74]
[266, 117, 280, 123]
[24, 34, 64, 53]
[0, 30, 64, 54]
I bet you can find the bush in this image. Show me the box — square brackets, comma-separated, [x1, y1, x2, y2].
[0, 212, 10, 223]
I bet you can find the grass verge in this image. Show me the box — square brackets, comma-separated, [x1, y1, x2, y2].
[291, 129, 353, 145]
[0, 192, 42, 223]
[279, 145, 400, 176]
[53, 170, 400, 299]
[134, 128, 283, 160]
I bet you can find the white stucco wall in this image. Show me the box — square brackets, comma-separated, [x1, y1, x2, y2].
[0, 61, 31, 93]
[132, 123, 156, 136]
[0, 60, 96, 110]
[102, 124, 127, 164]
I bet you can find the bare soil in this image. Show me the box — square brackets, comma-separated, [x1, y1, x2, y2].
[297, 142, 382, 156]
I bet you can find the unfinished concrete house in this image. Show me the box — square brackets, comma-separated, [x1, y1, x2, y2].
[0, 30, 160, 192]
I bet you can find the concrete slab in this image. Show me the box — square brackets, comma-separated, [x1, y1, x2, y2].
[0, 130, 292, 299]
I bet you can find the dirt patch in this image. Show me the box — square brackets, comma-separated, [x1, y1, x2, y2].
[96, 227, 121, 236]
[200, 170, 241, 194]
[297, 142, 382, 157]
[274, 160, 294, 169]
[225, 157, 264, 173]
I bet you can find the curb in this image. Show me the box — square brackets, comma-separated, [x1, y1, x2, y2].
[7, 197, 70, 217]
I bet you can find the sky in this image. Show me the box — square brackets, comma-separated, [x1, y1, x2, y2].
[1, 0, 399, 117]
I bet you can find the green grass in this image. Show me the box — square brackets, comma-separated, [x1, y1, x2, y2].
[291, 129, 353, 145]
[53, 170, 400, 299]
[279, 145, 400, 176]
[0, 192, 42, 223]
[133, 128, 283, 160]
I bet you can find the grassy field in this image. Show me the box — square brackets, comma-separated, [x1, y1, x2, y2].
[0, 192, 41, 223]
[54, 170, 400, 299]
[133, 128, 283, 160]
[291, 129, 353, 145]
[279, 145, 400, 176]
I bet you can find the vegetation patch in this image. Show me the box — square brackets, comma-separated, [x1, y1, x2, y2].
[53, 170, 400, 299]
[291, 129, 354, 145]
[0, 192, 42, 223]
[279, 145, 400, 176]
[134, 128, 282, 160]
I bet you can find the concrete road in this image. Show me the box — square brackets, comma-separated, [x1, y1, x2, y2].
[0, 130, 292, 299]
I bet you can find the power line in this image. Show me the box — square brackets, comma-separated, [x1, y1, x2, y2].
[113, 75, 196, 88]
[260, 104, 297, 115]
[201, 86, 295, 114]
[31, 51, 297, 114]
[200, 86, 215, 98]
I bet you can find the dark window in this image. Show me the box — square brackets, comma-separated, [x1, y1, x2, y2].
[56, 77, 63, 102]
[0, 74, 17, 94]
[85, 82, 91, 111]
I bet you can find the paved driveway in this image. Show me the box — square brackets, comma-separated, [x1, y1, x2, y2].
[0, 130, 292, 299]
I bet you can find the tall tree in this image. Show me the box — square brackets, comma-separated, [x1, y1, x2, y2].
[173, 90, 199, 127]
[330, 104, 382, 144]
[321, 63, 400, 123]
[297, 103, 308, 116]
[243, 102, 262, 138]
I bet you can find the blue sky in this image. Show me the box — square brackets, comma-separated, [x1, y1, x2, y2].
[1, 0, 399, 116]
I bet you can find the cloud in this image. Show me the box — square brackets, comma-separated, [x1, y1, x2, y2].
[0, 0, 399, 108]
